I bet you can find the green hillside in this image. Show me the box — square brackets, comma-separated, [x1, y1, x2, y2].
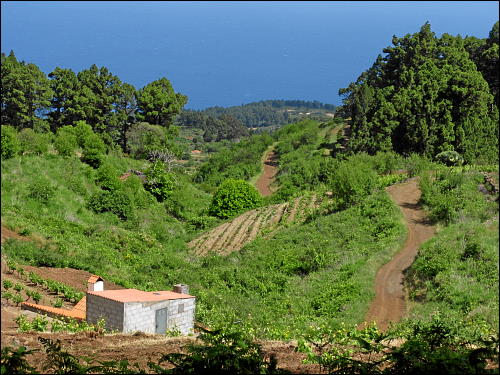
[1, 21, 499, 373]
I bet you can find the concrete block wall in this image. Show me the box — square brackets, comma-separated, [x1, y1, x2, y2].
[122, 298, 195, 335]
[86, 294, 124, 331]
[167, 298, 195, 335]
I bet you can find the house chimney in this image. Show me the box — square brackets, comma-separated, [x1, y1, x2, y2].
[173, 284, 189, 294]
[87, 275, 104, 292]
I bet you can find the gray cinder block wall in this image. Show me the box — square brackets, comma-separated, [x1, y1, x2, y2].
[86, 294, 124, 331]
[86, 293, 195, 334]
[123, 298, 195, 335]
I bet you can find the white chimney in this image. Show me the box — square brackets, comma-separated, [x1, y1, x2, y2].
[87, 275, 104, 292]
[173, 284, 189, 294]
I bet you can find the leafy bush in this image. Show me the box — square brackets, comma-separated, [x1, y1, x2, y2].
[2, 291, 14, 303]
[13, 283, 23, 293]
[370, 151, 405, 174]
[121, 174, 154, 209]
[12, 293, 24, 306]
[26, 177, 56, 204]
[298, 313, 498, 375]
[18, 128, 50, 155]
[155, 326, 286, 374]
[125, 122, 172, 159]
[94, 163, 121, 191]
[406, 221, 498, 328]
[1, 125, 20, 159]
[3, 280, 13, 290]
[419, 169, 492, 224]
[81, 144, 104, 168]
[87, 189, 133, 220]
[144, 161, 176, 202]
[0, 345, 38, 374]
[435, 150, 464, 167]
[405, 153, 434, 177]
[76, 121, 106, 168]
[54, 126, 78, 157]
[327, 156, 377, 210]
[208, 179, 262, 219]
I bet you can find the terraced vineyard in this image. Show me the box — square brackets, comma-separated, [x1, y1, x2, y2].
[189, 194, 321, 256]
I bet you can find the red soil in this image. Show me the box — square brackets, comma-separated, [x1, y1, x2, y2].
[362, 177, 435, 331]
[255, 151, 278, 196]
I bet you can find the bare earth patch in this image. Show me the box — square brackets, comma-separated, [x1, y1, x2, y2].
[362, 177, 435, 331]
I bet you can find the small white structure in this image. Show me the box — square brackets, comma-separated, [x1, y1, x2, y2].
[86, 281, 195, 335]
[87, 275, 104, 292]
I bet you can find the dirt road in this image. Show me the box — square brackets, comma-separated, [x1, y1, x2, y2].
[255, 151, 278, 196]
[363, 177, 435, 331]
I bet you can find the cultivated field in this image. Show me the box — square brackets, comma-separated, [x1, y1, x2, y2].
[189, 195, 320, 256]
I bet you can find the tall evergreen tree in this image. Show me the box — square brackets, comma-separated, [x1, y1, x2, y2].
[48, 67, 80, 131]
[1, 51, 52, 131]
[339, 23, 497, 163]
[136, 77, 187, 128]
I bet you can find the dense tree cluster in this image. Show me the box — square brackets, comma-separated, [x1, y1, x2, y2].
[1, 50, 186, 156]
[176, 111, 249, 142]
[177, 99, 336, 129]
[339, 22, 499, 163]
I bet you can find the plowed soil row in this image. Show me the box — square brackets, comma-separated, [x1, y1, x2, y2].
[255, 150, 278, 197]
[188, 196, 319, 256]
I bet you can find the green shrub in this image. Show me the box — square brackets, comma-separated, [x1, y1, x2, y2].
[1, 125, 20, 159]
[18, 128, 50, 156]
[3, 280, 13, 290]
[125, 122, 168, 159]
[420, 170, 492, 224]
[144, 161, 176, 202]
[14, 315, 32, 333]
[32, 291, 41, 304]
[87, 189, 133, 220]
[76, 121, 106, 168]
[122, 174, 153, 209]
[81, 146, 103, 169]
[371, 151, 405, 174]
[26, 177, 56, 204]
[13, 283, 23, 293]
[328, 156, 377, 210]
[435, 151, 464, 167]
[0, 345, 38, 374]
[94, 163, 121, 191]
[405, 153, 434, 177]
[12, 293, 24, 306]
[54, 126, 78, 157]
[209, 179, 262, 219]
[155, 327, 284, 374]
[1, 291, 13, 301]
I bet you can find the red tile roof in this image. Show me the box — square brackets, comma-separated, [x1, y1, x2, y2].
[87, 275, 104, 284]
[22, 301, 85, 320]
[87, 289, 194, 303]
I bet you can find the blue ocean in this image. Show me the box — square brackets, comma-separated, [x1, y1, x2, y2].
[1, 1, 497, 109]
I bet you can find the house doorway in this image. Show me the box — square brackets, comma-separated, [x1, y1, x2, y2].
[155, 307, 168, 334]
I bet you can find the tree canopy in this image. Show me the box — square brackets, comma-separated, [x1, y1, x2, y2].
[1, 51, 188, 157]
[339, 22, 499, 163]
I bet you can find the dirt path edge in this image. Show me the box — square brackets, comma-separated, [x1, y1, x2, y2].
[363, 177, 435, 331]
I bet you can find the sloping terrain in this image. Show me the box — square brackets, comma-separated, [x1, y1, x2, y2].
[189, 195, 319, 256]
[362, 178, 435, 330]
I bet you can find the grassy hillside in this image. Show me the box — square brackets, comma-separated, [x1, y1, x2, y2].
[1, 118, 498, 342]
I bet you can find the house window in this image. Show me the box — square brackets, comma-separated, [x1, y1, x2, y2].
[178, 303, 184, 313]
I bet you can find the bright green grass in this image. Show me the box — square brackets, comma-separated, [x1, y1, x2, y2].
[405, 220, 499, 331]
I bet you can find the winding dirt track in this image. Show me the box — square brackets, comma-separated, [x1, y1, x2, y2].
[363, 177, 435, 331]
[255, 151, 278, 196]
